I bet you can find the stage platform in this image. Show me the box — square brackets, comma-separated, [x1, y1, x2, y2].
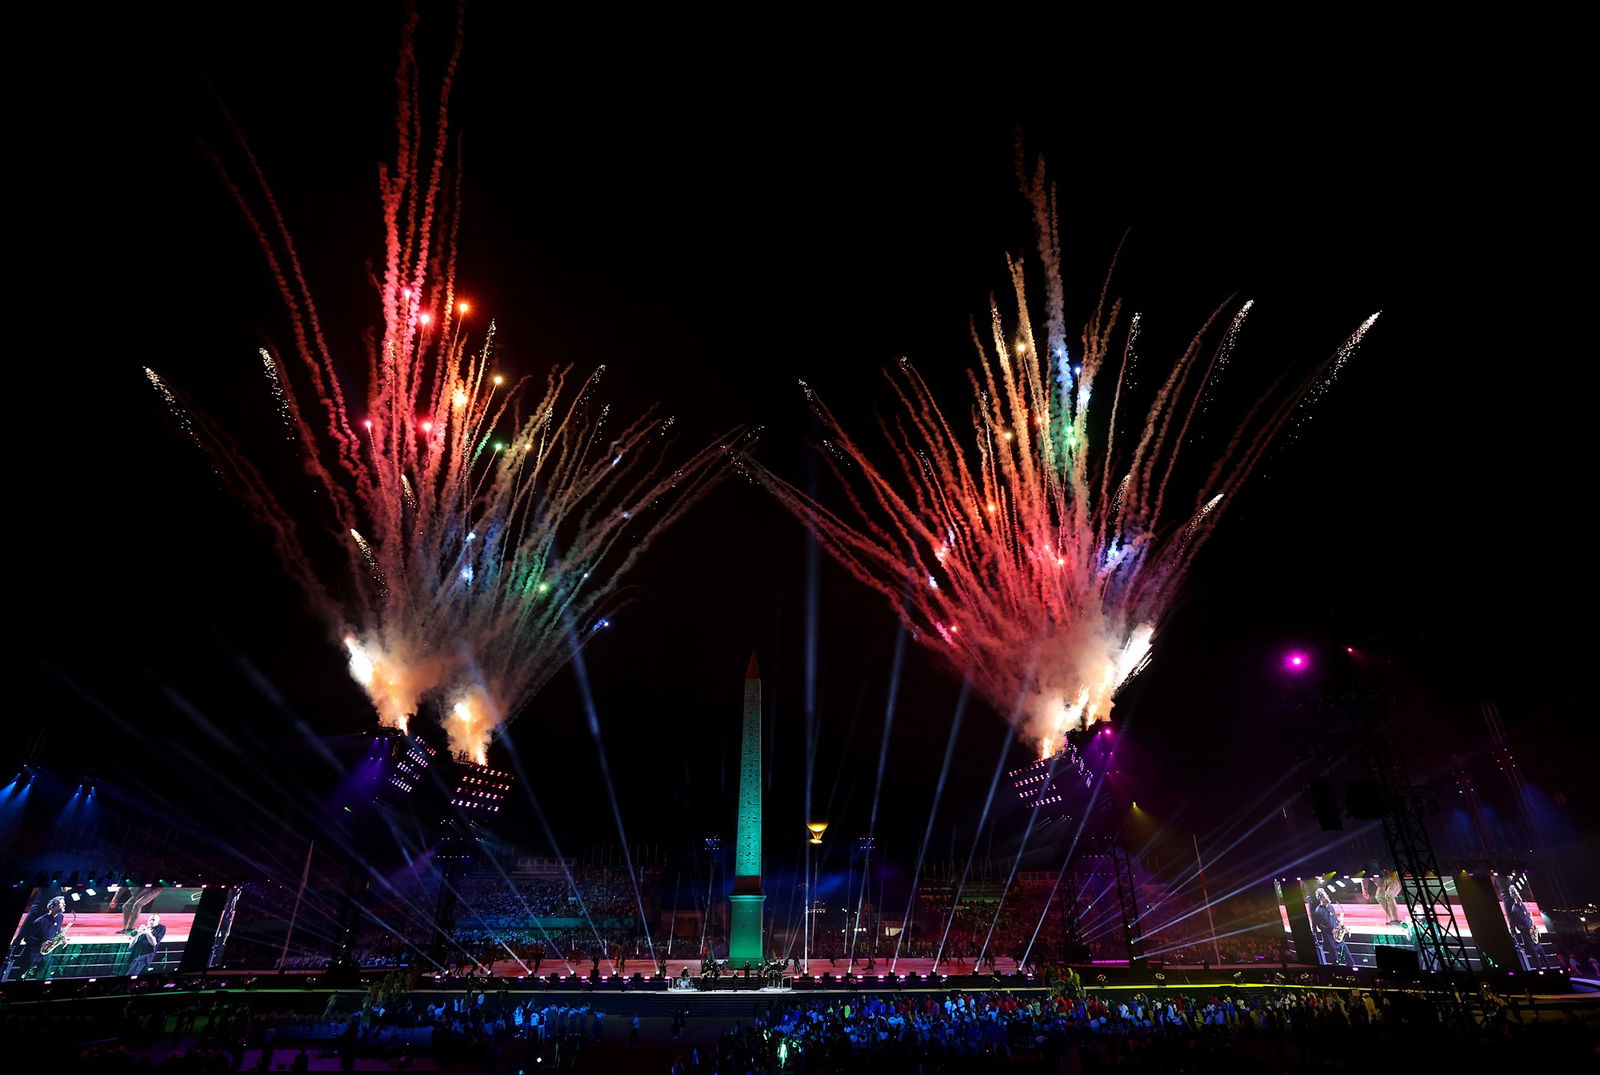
[3, 978, 1594, 1021]
[478, 955, 1030, 979]
[3, 960, 1578, 1006]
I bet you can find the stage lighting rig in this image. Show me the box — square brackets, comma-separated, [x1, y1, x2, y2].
[449, 759, 513, 813]
[374, 727, 436, 801]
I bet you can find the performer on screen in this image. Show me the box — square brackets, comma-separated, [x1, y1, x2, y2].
[12, 896, 67, 981]
[127, 913, 167, 977]
[110, 885, 160, 933]
[1363, 860, 1404, 926]
[1503, 879, 1548, 970]
[1310, 887, 1350, 966]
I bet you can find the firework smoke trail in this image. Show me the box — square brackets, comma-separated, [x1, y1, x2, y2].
[150, 10, 733, 762]
[758, 160, 1378, 758]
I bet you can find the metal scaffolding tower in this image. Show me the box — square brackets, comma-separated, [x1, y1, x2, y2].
[1294, 648, 1470, 975]
[1109, 842, 1142, 962]
[1342, 691, 1469, 973]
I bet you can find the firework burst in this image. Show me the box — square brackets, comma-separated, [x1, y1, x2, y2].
[150, 12, 733, 762]
[760, 161, 1377, 758]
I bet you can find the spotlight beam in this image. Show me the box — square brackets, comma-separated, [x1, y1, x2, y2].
[1019, 761, 1116, 966]
[1136, 785, 1306, 927]
[496, 735, 595, 973]
[890, 684, 970, 973]
[846, 626, 904, 968]
[1139, 919, 1278, 960]
[561, 610, 656, 970]
[1131, 824, 1379, 942]
[933, 718, 1020, 969]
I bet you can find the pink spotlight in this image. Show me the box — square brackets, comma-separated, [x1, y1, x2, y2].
[1286, 651, 1308, 670]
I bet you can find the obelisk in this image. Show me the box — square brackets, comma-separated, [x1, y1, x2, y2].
[728, 653, 766, 963]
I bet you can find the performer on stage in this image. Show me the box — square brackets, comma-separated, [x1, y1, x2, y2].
[1310, 888, 1349, 966]
[127, 913, 167, 977]
[11, 896, 67, 981]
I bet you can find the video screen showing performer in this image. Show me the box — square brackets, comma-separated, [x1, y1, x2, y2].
[1291, 870, 1482, 970]
[3, 884, 200, 981]
[1492, 871, 1556, 971]
[1309, 885, 1352, 966]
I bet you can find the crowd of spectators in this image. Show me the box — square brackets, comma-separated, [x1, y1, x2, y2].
[0, 975, 530, 1068]
[898, 886, 1286, 968]
[2, 975, 659, 1071]
[1126, 917, 1285, 965]
[209, 865, 659, 974]
[4, 967, 1594, 1073]
[457, 867, 647, 924]
[677, 984, 1596, 1072]
[448, 928, 652, 975]
[1552, 936, 1600, 978]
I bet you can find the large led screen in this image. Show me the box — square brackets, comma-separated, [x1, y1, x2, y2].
[1489, 870, 1557, 971]
[1277, 872, 1484, 971]
[5, 884, 202, 981]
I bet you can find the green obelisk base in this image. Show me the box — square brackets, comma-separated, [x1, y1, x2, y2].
[728, 893, 766, 963]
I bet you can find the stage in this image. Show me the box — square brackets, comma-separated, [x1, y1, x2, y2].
[476, 955, 1033, 979]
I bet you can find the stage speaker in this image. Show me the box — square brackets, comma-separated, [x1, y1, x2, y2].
[1344, 780, 1387, 819]
[1373, 945, 1419, 974]
[1307, 778, 1343, 830]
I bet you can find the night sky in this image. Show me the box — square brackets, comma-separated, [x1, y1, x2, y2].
[15, 6, 1591, 899]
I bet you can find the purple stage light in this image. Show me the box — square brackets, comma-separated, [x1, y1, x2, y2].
[1285, 651, 1308, 671]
